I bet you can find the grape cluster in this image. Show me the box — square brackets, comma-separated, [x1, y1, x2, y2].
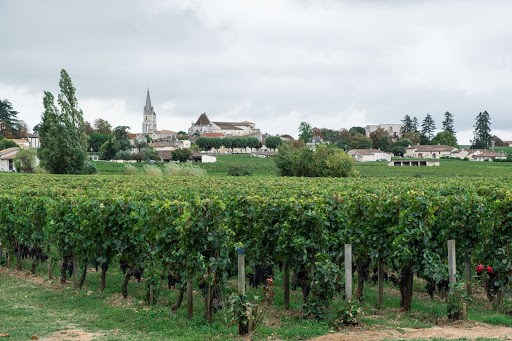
[425, 280, 435, 299]
[61, 262, 74, 276]
[167, 274, 178, 289]
[119, 260, 143, 282]
[437, 279, 449, 293]
[247, 264, 273, 288]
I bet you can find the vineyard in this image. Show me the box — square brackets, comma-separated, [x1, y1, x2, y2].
[1, 173, 512, 339]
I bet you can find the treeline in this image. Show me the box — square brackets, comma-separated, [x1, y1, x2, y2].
[195, 136, 261, 152]
[1, 175, 512, 323]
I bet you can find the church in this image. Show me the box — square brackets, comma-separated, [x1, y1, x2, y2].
[137, 90, 177, 142]
[188, 113, 262, 140]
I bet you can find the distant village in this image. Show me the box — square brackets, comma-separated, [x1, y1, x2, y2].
[1, 90, 511, 172]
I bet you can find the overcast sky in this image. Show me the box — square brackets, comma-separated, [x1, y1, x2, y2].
[1, 0, 512, 144]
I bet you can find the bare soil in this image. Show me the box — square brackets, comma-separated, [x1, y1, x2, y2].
[36, 328, 103, 341]
[310, 320, 512, 341]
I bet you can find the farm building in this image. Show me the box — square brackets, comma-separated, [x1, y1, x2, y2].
[348, 149, 393, 162]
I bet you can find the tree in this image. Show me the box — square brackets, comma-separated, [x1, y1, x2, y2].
[264, 136, 282, 151]
[421, 114, 436, 142]
[275, 143, 354, 178]
[100, 139, 116, 160]
[379, 136, 391, 152]
[442, 112, 456, 134]
[38, 69, 88, 174]
[298, 121, 314, 143]
[94, 118, 112, 135]
[0, 139, 19, 150]
[401, 115, 415, 134]
[247, 137, 260, 151]
[134, 139, 148, 152]
[172, 148, 192, 163]
[430, 131, 458, 148]
[412, 117, 419, 132]
[492, 135, 504, 147]
[350, 133, 372, 149]
[0, 99, 22, 138]
[89, 133, 112, 152]
[13, 148, 37, 173]
[84, 121, 95, 135]
[472, 111, 492, 149]
[402, 132, 421, 145]
[349, 126, 366, 136]
[369, 128, 390, 149]
[112, 126, 131, 152]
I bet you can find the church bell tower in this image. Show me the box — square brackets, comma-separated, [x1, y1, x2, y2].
[142, 89, 157, 134]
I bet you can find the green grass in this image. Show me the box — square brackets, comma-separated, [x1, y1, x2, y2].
[92, 154, 279, 177]
[3, 257, 512, 340]
[92, 155, 512, 179]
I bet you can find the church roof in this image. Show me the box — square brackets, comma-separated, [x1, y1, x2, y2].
[194, 113, 211, 126]
[212, 122, 243, 130]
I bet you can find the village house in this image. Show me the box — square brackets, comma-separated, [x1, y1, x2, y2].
[0, 147, 20, 172]
[348, 149, 393, 162]
[404, 144, 458, 158]
[470, 151, 506, 161]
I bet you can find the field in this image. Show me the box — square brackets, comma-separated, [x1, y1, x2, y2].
[92, 154, 512, 178]
[2, 161, 512, 340]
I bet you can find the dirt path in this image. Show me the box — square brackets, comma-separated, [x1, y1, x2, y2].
[310, 321, 512, 340]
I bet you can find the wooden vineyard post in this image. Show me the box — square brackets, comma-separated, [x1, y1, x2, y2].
[187, 278, 193, 320]
[238, 248, 245, 293]
[378, 256, 384, 307]
[6, 252, 9, 268]
[465, 254, 472, 296]
[345, 244, 352, 300]
[0, 244, 3, 263]
[283, 261, 290, 310]
[448, 240, 456, 290]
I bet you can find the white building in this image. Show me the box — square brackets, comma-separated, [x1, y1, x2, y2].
[365, 124, 403, 139]
[0, 147, 20, 171]
[188, 113, 261, 140]
[348, 149, 393, 162]
[404, 145, 458, 158]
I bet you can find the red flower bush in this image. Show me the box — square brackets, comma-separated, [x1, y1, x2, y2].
[486, 266, 493, 274]
[476, 264, 484, 274]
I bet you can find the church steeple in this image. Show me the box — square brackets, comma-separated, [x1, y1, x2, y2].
[142, 89, 157, 134]
[144, 88, 154, 115]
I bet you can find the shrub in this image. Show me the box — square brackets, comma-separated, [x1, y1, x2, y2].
[13, 148, 37, 173]
[34, 166, 48, 174]
[328, 299, 362, 326]
[143, 165, 162, 176]
[124, 164, 138, 175]
[163, 162, 206, 176]
[171, 148, 192, 163]
[275, 143, 355, 178]
[114, 150, 133, 160]
[82, 161, 98, 175]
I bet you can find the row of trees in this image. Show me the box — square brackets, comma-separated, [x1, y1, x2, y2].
[195, 136, 261, 152]
[299, 110, 499, 155]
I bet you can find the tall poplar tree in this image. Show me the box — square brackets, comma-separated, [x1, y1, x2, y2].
[472, 111, 492, 149]
[38, 69, 88, 174]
